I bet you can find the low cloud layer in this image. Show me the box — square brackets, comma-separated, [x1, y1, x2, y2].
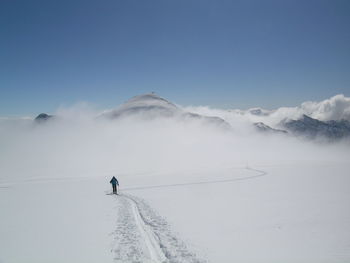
[184, 94, 350, 128]
[300, 94, 350, 121]
[0, 94, 349, 183]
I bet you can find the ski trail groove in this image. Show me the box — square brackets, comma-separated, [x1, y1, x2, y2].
[129, 197, 167, 263]
[111, 195, 166, 263]
[111, 194, 207, 263]
[111, 167, 266, 262]
[123, 166, 267, 191]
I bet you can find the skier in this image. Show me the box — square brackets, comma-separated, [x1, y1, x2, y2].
[110, 176, 119, 194]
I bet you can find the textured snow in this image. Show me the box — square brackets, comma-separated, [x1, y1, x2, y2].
[1, 94, 350, 262]
[1, 162, 349, 263]
[134, 163, 350, 263]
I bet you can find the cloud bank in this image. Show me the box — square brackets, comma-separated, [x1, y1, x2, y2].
[0, 94, 349, 183]
[184, 94, 350, 128]
[300, 94, 350, 121]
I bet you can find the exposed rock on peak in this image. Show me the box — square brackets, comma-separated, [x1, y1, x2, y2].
[248, 108, 271, 116]
[102, 93, 178, 119]
[254, 122, 287, 134]
[100, 93, 231, 129]
[34, 113, 53, 122]
[281, 114, 350, 140]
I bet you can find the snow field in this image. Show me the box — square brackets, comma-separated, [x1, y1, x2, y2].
[1, 162, 349, 263]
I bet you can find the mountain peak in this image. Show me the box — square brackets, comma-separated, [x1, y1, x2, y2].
[127, 93, 169, 102]
[254, 122, 287, 134]
[281, 114, 350, 140]
[123, 93, 178, 110]
[34, 113, 53, 122]
[101, 93, 179, 119]
[99, 93, 231, 129]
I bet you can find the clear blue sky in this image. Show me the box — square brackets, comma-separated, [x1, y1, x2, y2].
[1, 0, 350, 115]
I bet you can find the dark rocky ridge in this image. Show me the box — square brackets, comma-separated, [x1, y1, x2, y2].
[281, 114, 350, 140]
[254, 122, 287, 134]
[34, 113, 53, 122]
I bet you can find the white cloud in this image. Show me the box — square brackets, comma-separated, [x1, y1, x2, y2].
[184, 94, 350, 128]
[1, 94, 349, 184]
[300, 94, 350, 121]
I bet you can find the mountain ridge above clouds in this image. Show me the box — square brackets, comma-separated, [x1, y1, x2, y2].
[280, 114, 350, 140]
[99, 93, 231, 129]
[32, 93, 230, 129]
[34, 113, 54, 122]
[243, 94, 350, 140]
[243, 94, 350, 122]
[248, 95, 350, 140]
[253, 122, 288, 134]
[182, 94, 350, 141]
[32, 93, 350, 141]
[100, 93, 179, 119]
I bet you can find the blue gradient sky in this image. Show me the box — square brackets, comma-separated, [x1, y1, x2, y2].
[1, 0, 350, 115]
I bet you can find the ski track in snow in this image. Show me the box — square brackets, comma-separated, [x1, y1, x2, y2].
[123, 167, 266, 191]
[111, 195, 165, 263]
[111, 194, 208, 263]
[110, 167, 266, 263]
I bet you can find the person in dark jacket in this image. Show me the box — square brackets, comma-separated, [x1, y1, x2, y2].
[110, 176, 119, 194]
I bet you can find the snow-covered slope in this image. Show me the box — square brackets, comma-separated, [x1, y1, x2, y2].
[1, 162, 349, 263]
[31, 94, 350, 141]
[254, 122, 287, 134]
[100, 93, 231, 129]
[184, 94, 350, 141]
[1, 93, 350, 262]
[137, 163, 350, 263]
[102, 93, 179, 119]
[243, 94, 350, 123]
[281, 114, 350, 140]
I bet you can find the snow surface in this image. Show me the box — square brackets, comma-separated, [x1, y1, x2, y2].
[134, 163, 350, 263]
[1, 94, 350, 262]
[1, 162, 349, 263]
[0, 177, 117, 263]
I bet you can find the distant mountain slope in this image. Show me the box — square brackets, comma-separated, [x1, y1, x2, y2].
[281, 114, 350, 140]
[254, 122, 287, 134]
[34, 113, 53, 122]
[248, 108, 272, 116]
[101, 94, 178, 119]
[31, 94, 350, 141]
[100, 93, 231, 129]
